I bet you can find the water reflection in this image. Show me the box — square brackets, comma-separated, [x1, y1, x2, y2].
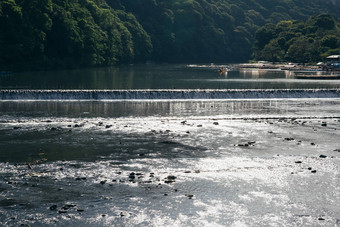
[0, 99, 329, 119]
[1, 64, 340, 90]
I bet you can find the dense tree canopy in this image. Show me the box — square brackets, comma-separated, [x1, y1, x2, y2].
[0, 0, 340, 71]
[253, 14, 340, 63]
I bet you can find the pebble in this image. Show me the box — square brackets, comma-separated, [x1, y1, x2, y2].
[185, 194, 194, 199]
[50, 205, 58, 210]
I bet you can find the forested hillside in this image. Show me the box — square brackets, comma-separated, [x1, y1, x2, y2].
[1, 0, 340, 71]
[253, 14, 340, 63]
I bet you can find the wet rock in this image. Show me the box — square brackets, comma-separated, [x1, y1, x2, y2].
[164, 180, 175, 184]
[105, 125, 112, 129]
[100, 180, 107, 185]
[295, 161, 302, 164]
[308, 167, 312, 170]
[13, 126, 21, 130]
[164, 193, 168, 196]
[51, 127, 57, 131]
[213, 122, 219, 125]
[318, 217, 325, 221]
[311, 170, 317, 173]
[75, 177, 86, 181]
[321, 122, 327, 127]
[284, 138, 295, 141]
[184, 171, 191, 173]
[319, 155, 327, 158]
[248, 141, 256, 145]
[181, 120, 187, 125]
[197, 125, 203, 127]
[311, 142, 315, 146]
[334, 149, 340, 152]
[195, 170, 200, 173]
[185, 194, 194, 199]
[62, 204, 76, 210]
[50, 205, 58, 210]
[77, 208, 84, 212]
[167, 175, 176, 180]
[58, 210, 67, 214]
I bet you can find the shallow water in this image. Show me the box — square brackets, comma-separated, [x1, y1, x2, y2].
[1, 99, 340, 226]
[1, 65, 340, 226]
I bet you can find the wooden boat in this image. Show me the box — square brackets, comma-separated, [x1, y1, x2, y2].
[294, 74, 340, 79]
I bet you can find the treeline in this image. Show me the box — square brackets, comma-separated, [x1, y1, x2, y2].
[253, 14, 340, 63]
[1, 0, 340, 71]
[106, 0, 340, 63]
[0, 0, 152, 70]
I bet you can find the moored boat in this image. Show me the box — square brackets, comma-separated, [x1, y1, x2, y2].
[294, 73, 340, 79]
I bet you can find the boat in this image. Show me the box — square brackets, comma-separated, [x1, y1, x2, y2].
[294, 73, 340, 79]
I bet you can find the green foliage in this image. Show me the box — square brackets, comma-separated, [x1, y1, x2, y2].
[253, 14, 340, 63]
[1, 0, 340, 70]
[0, 0, 152, 70]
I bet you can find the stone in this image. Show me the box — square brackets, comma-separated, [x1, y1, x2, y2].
[295, 161, 302, 164]
[50, 205, 58, 210]
[167, 175, 176, 180]
[321, 122, 327, 127]
[311, 170, 317, 173]
[319, 155, 327, 158]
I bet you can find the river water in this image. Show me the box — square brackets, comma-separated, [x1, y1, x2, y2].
[0, 64, 340, 226]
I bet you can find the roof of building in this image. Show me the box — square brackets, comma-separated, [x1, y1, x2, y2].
[326, 55, 340, 59]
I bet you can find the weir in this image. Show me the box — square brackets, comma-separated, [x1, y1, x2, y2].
[0, 89, 340, 100]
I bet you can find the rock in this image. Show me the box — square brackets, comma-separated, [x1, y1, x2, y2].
[284, 138, 294, 141]
[319, 155, 327, 158]
[197, 125, 203, 127]
[164, 180, 175, 184]
[295, 161, 302, 164]
[58, 210, 67, 214]
[318, 217, 325, 221]
[213, 122, 219, 125]
[311, 142, 315, 146]
[164, 193, 168, 196]
[167, 175, 176, 180]
[100, 180, 107, 185]
[311, 170, 317, 173]
[185, 194, 194, 199]
[181, 120, 187, 124]
[321, 122, 327, 127]
[62, 204, 76, 210]
[13, 126, 21, 130]
[308, 167, 312, 170]
[248, 141, 256, 145]
[77, 209, 84, 212]
[184, 171, 191, 173]
[75, 177, 86, 181]
[50, 205, 58, 210]
[105, 125, 112, 128]
[334, 149, 340, 152]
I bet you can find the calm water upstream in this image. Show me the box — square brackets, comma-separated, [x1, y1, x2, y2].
[0, 64, 340, 226]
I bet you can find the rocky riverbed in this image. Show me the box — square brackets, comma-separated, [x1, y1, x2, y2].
[0, 99, 340, 226]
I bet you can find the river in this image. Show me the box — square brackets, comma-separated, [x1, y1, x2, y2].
[0, 64, 340, 226]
